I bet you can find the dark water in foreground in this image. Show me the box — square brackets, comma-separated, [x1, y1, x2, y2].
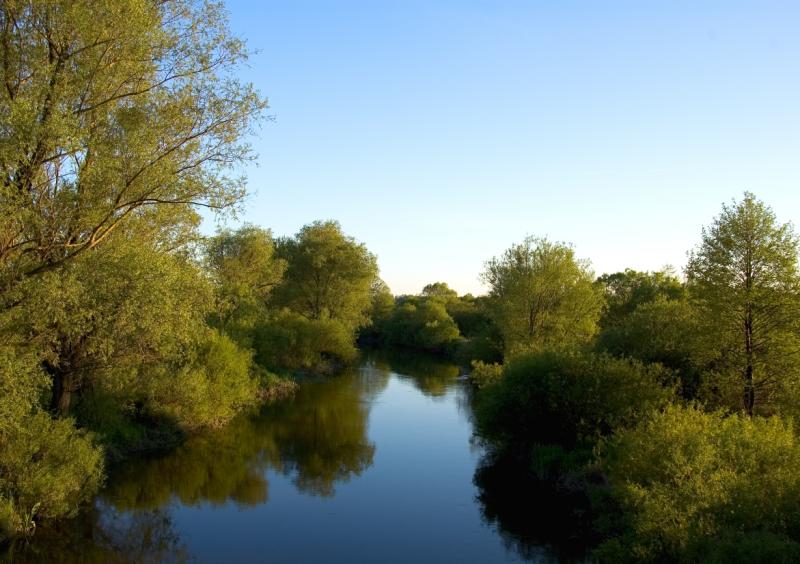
[8, 353, 568, 563]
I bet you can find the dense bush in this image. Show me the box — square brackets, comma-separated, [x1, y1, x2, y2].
[254, 311, 358, 373]
[469, 361, 503, 388]
[596, 405, 800, 562]
[143, 330, 259, 430]
[383, 299, 463, 354]
[597, 298, 708, 398]
[0, 351, 103, 540]
[475, 351, 674, 453]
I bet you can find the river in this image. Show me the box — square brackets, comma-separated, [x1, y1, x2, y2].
[7, 352, 567, 563]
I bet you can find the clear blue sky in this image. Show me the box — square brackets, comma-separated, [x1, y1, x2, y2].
[217, 0, 800, 295]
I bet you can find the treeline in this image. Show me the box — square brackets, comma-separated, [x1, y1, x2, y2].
[469, 193, 800, 562]
[0, 0, 384, 542]
[360, 281, 503, 363]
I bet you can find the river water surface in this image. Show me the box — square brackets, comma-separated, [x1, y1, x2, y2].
[10, 352, 562, 563]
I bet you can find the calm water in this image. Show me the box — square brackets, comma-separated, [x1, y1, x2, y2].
[8, 352, 564, 563]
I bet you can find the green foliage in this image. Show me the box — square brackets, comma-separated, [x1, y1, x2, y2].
[205, 226, 286, 345]
[272, 221, 379, 332]
[596, 268, 685, 330]
[597, 405, 800, 562]
[597, 298, 707, 398]
[481, 237, 603, 357]
[421, 282, 458, 300]
[143, 330, 258, 430]
[357, 278, 395, 344]
[0, 0, 266, 284]
[475, 351, 674, 453]
[687, 192, 800, 414]
[0, 412, 104, 540]
[13, 237, 213, 415]
[470, 361, 504, 388]
[0, 349, 103, 540]
[445, 294, 494, 338]
[254, 310, 358, 374]
[382, 298, 463, 354]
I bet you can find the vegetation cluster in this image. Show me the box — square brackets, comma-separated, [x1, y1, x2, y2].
[471, 193, 800, 562]
[0, 0, 380, 542]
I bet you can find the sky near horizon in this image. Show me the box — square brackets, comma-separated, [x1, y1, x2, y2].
[216, 0, 800, 295]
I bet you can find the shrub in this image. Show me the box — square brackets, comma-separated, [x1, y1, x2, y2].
[596, 405, 800, 562]
[597, 298, 707, 399]
[470, 361, 503, 388]
[475, 351, 674, 453]
[254, 311, 358, 373]
[383, 299, 462, 354]
[0, 350, 103, 540]
[144, 330, 258, 429]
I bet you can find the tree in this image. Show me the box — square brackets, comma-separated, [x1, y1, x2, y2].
[13, 237, 213, 415]
[686, 193, 800, 415]
[205, 226, 285, 342]
[272, 221, 379, 332]
[383, 298, 462, 353]
[0, 348, 103, 539]
[596, 268, 685, 329]
[0, 0, 266, 287]
[481, 237, 603, 356]
[358, 278, 395, 344]
[597, 298, 707, 399]
[421, 282, 458, 300]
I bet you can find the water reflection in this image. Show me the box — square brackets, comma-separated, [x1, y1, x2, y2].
[107, 366, 385, 510]
[253, 368, 384, 496]
[4, 353, 571, 563]
[3, 506, 188, 564]
[366, 349, 461, 398]
[473, 452, 594, 562]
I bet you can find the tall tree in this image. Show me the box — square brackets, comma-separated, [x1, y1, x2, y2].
[481, 237, 603, 356]
[0, 0, 266, 287]
[687, 193, 800, 415]
[272, 221, 379, 332]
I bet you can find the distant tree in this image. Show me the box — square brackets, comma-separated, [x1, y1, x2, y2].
[421, 282, 458, 300]
[687, 193, 800, 415]
[481, 237, 603, 356]
[596, 268, 685, 329]
[384, 299, 462, 354]
[598, 298, 708, 399]
[272, 221, 379, 332]
[358, 278, 395, 343]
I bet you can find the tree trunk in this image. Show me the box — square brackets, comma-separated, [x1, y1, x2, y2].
[743, 363, 755, 416]
[743, 312, 755, 416]
[48, 366, 74, 416]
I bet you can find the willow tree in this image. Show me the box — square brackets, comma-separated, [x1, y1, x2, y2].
[0, 0, 266, 287]
[687, 193, 800, 415]
[481, 237, 603, 357]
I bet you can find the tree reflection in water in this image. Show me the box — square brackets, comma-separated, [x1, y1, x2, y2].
[365, 349, 461, 398]
[472, 451, 595, 563]
[6, 353, 580, 563]
[106, 365, 387, 509]
[1, 505, 189, 564]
